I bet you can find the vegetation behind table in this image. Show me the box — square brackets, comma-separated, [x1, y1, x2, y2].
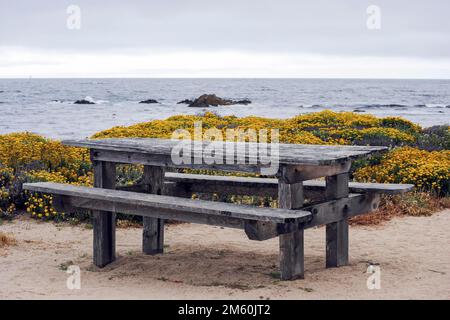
[0, 111, 449, 224]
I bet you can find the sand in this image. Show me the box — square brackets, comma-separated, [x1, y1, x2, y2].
[1, 210, 449, 300]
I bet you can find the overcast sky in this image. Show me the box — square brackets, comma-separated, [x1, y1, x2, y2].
[1, 0, 449, 78]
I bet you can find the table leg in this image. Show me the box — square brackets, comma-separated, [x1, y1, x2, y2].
[278, 181, 305, 280]
[92, 160, 116, 267]
[325, 173, 349, 268]
[142, 165, 165, 255]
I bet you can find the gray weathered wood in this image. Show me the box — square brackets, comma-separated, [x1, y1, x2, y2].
[45, 187, 379, 237]
[24, 182, 380, 242]
[278, 175, 305, 280]
[244, 220, 279, 241]
[301, 193, 380, 229]
[278, 181, 304, 210]
[63, 138, 387, 170]
[325, 173, 349, 268]
[162, 172, 414, 196]
[278, 162, 352, 183]
[22, 182, 312, 224]
[92, 159, 116, 268]
[142, 166, 165, 255]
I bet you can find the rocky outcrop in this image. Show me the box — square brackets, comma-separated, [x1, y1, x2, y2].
[187, 94, 251, 108]
[74, 99, 95, 105]
[139, 99, 159, 104]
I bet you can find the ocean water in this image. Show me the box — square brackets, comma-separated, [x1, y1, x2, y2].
[0, 78, 449, 139]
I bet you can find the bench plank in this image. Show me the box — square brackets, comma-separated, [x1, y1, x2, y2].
[23, 182, 311, 224]
[164, 172, 414, 195]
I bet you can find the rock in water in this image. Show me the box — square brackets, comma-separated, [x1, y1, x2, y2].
[188, 94, 252, 107]
[74, 99, 95, 105]
[177, 99, 193, 104]
[139, 99, 159, 104]
[188, 94, 232, 107]
[235, 99, 252, 105]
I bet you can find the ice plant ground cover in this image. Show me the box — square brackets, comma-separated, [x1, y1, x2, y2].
[0, 111, 448, 223]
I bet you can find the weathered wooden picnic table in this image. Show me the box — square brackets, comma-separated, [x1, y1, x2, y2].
[23, 138, 413, 280]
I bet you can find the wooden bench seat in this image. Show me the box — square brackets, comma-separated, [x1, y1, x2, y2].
[23, 182, 312, 225]
[163, 172, 414, 197]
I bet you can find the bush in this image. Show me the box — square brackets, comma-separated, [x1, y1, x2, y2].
[354, 147, 450, 194]
[415, 125, 450, 151]
[0, 111, 448, 223]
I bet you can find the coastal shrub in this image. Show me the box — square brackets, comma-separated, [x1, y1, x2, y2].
[93, 110, 421, 146]
[350, 191, 448, 225]
[0, 111, 448, 222]
[0, 133, 92, 220]
[379, 117, 422, 134]
[354, 147, 450, 194]
[0, 132, 90, 171]
[415, 125, 450, 151]
[327, 127, 415, 146]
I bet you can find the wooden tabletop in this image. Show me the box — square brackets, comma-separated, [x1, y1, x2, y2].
[63, 138, 387, 166]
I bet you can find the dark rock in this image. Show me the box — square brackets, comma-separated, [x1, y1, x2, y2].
[188, 94, 252, 108]
[74, 99, 95, 105]
[139, 99, 159, 104]
[188, 94, 232, 108]
[446, 105, 450, 108]
[177, 99, 193, 105]
[234, 99, 252, 105]
[353, 109, 366, 113]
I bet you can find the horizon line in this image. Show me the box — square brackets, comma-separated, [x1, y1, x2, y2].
[1, 76, 450, 80]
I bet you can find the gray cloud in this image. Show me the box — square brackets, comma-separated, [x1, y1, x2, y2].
[1, 0, 449, 58]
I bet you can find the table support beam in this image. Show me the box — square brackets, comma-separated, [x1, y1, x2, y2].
[278, 180, 305, 280]
[142, 165, 165, 255]
[92, 159, 116, 268]
[325, 173, 349, 268]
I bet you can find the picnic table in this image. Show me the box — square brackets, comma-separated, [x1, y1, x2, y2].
[23, 138, 413, 280]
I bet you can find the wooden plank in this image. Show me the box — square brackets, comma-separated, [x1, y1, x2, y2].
[325, 173, 349, 268]
[163, 172, 414, 195]
[92, 159, 116, 268]
[92, 149, 263, 174]
[63, 138, 387, 167]
[278, 181, 304, 210]
[278, 162, 352, 183]
[24, 183, 379, 242]
[301, 194, 379, 229]
[58, 194, 247, 229]
[142, 166, 165, 255]
[22, 182, 312, 223]
[244, 220, 280, 241]
[278, 175, 305, 280]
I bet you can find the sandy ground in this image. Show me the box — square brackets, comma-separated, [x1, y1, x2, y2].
[1, 210, 449, 300]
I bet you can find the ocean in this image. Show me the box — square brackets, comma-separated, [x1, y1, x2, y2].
[0, 78, 449, 139]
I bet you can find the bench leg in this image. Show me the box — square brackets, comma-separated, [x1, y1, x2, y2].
[279, 230, 305, 280]
[325, 173, 349, 268]
[92, 159, 116, 267]
[143, 217, 164, 254]
[142, 165, 165, 255]
[278, 179, 305, 280]
[93, 211, 116, 267]
[326, 220, 349, 267]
